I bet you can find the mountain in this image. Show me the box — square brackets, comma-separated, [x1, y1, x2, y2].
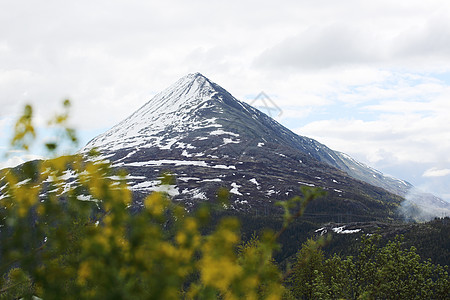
[81, 73, 448, 221]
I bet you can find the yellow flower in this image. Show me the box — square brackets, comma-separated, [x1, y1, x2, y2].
[184, 217, 197, 231]
[176, 232, 187, 245]
[222, 229, 239, 245]
[144, 192, 167, 216]
[200, 256, 242, 292]
[77, 261, 91, 285]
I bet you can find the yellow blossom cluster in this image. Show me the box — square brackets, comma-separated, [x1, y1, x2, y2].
[0, 102, 326, 299]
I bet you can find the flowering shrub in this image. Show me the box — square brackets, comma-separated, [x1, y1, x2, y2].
[0, 102, 325, 299]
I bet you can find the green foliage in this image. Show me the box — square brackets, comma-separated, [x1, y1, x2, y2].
[290, 238, 327, 299]
[289, 234, 450, 299]
[0, 268, 33, 299]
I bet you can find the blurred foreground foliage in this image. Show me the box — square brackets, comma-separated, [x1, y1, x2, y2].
[0, 102, 448, 299]
[1, 102, 327, 299]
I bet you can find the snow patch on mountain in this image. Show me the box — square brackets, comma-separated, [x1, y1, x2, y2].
[230, 182, 242, 195]
[210, 129, 239, 137]
[332, 226, 361, 234]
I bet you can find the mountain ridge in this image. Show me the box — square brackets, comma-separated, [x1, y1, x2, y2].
[82, 73, 408, 193]
[1, 73, 448, 226]
[78, 72, 450, 221]
[77, 73, 412, 221]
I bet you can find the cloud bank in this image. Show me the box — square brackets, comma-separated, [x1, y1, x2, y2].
[1, 0, 450, 203]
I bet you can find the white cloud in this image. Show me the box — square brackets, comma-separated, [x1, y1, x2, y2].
[296, 107, 450, 165]
[255, 2, 450, 71]
[0, 153, 44, 170]
[393, 12, 450, 59]
[1, 0, 450, 200]
[423, 168, 450, 177]
[291, 69, 450, 200]
[255, 24, 383, 70]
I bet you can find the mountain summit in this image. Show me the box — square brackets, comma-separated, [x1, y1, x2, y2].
[82, 73, 448, 220]
[85, 73, 219, 151]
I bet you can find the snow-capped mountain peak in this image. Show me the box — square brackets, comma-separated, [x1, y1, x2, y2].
[83, 73, 221, 151]
[80, 73, 449, 220]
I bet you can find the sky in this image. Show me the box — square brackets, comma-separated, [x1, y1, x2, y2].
[1, 0, 450, 202]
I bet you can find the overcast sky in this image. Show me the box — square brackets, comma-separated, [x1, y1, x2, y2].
[1, 0, 450, 202]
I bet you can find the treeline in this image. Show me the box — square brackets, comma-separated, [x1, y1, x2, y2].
[320, 217, 450, 267]
[286, 235, 449, 299]
[208, 210, 450, 267]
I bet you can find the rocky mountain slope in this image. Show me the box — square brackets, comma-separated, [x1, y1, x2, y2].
[79, 73, 438, 221]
